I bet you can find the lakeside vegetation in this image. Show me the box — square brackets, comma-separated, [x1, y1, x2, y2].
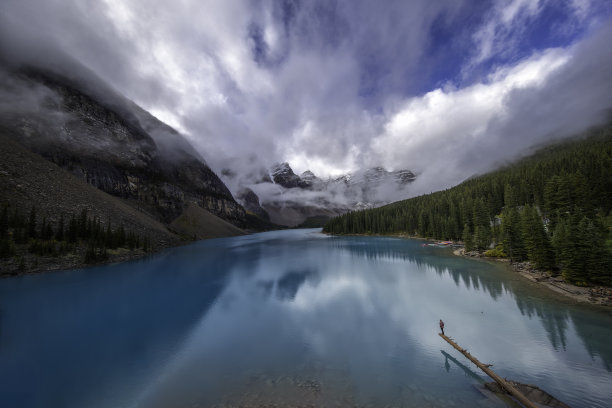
[0, 205, 151, 274]
[323, 127, 612, 286]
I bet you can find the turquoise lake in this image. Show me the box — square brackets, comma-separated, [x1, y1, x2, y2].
[1, 229, 611, 407]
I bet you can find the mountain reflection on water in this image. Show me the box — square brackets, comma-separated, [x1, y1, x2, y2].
[0, 229, 611, 408]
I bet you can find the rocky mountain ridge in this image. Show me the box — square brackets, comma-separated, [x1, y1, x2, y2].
[270, 162, 415, 192]
[228, 162, 416, 227]
[0, 66, 246, 228]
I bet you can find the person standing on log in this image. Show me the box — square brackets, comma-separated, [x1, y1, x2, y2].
[439, 319, 445, 335]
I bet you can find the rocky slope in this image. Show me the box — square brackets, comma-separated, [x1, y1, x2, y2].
[169, 203, 246, 240]
[0, 133, 177, 248]
[0, 63, 251, 274]
[0, 66, 246, 227]
[0, 128, 246, 275]
[0, 132, 171, 274]
[236, 188, 270, 221]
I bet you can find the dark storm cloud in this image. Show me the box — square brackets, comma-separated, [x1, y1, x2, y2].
[1, 0, 611, 205]
[2, 0, 462, 171]
[0, 0, 180, 108]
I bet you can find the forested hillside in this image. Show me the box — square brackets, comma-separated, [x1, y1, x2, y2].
[323, 127, 612, 285]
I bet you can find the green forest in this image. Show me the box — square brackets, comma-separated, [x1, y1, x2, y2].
[0, 205, 151, 273]
[323, 127, 612, 286]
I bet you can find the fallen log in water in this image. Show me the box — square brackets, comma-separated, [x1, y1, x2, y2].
[439, 333, 539, 408]
[485, 381, 571, 408]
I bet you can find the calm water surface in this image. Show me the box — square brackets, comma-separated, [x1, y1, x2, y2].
[1, 229, 611, 408]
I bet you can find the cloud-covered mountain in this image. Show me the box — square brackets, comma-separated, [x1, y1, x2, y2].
[0, 63, 247, 233]
[224, 162, 415, 226]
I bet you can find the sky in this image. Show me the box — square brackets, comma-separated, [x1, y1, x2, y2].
[1, 0, 612, 196]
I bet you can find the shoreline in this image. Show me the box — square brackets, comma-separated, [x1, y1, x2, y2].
[5, 231, 612, 309]
[0, 245, 169, 278]
[1, 230, 254, 278]
[453, 247, 612, 308]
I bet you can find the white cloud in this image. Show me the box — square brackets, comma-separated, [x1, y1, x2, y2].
[569, 0, 592, 20]
[374, 49, 569, 162]
[469, 0, 543, 68]
[370, 35, 612, 196]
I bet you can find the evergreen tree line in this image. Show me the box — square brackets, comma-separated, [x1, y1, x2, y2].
[0, 205, 151, 264]
[323, 128, 612, 285]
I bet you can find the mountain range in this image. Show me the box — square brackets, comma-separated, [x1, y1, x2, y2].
[226, 161, 416, 227]
[0, 59, 418, 272]
[0, 63, 250, 272]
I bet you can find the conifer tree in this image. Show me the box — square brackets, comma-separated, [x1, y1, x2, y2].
[552, 217, 580, 279]
[0, 206, 14, 257]
[0, 236, 14, 258]
[574, 216, 611, 285]
[55, 215, 64, 241]
[0, 205, 8, 237]
[532, 215, 555, 270]
[520, 205, 536, 260]
[473, 198, 491, 250]
[117, 225, 126, 247]
[79, 208, 88, 238]
[84, 243, 96, 264]
[462, 224, 474, 252]
[504, 184, 518, 208]
[41, 217, 54, 240]
[68, 214, 78, 243]
[553, 215, 586, 283]
[28, 207, 37, 239]
[105, 221, 112, 248]
[502, 207, 526, 262]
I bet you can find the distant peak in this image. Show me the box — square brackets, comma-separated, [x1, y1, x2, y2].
[300, 170, 318, 181]
[271, 162, 294, 175]
[272, 161, 291, 169]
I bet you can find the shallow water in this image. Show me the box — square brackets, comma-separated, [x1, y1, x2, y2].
[0, 229, 611, 408]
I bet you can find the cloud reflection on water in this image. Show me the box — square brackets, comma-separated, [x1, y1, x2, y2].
[134, 231, 612, 408]
[2, 230, 610, 408]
